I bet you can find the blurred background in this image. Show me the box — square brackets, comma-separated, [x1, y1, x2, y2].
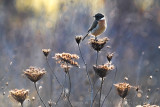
[0, 0, 160, 106]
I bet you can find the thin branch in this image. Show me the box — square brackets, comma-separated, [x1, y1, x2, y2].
[67, 71, 73, 107]
[21, 103, 23, 107]
[101, 66, 118, 107]
[99, 78, 104, 107]
[34, 82, 47, 107]
[121, 98, 124, 107]
[96, 51, 99, 66]
[78, 44, 93, 107]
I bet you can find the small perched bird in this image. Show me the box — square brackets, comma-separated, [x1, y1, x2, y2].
[82, 13, 107, 41]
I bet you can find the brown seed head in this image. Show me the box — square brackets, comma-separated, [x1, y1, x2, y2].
[93, 63, 114, 78]
[48, 99, 53, 107]
[9, 89, 29, 104]
[114, 82, 131, 99]
[89, 37, 109, 51]
[53, 53, 79, 67]
[24, 66, 46, 83]
[107, 52, 114, 62]
[61, 64, 72, 73]
[42, 49, 51, 57]
[75, 35, 83, 45]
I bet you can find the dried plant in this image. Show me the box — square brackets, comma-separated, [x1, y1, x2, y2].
[24, 66, 47, 107]
[107, 52, 114, 62]
[75, 35, 83, 45]
[9, 89, 29, 106]
[42, 49, 51, 57]
[53, 52, 79, 67]
[89, 37, 109, 52]
[24, 66, 46, 83]
[93, 63, 115, 78]
[114, 82, 132, 99]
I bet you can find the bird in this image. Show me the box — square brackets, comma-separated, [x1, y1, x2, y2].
[82, 13, 107, 41]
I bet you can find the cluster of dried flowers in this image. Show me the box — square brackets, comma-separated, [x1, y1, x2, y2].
[114, 82, 132, 99]
[54, 52, 79, 68]
[24, 66, 46, 83]
[9, 89, 29, 104]
[93, 62, 114, 78]
[89, 37, 109, 51]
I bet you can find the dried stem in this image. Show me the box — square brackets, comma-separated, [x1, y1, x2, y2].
[101, 66, 118, 107]
[45, 57, 63, 87]
[55, 74, 67, 107]
[96, 51, 99, 66]
[91, 85, 101, 106]
[34, 82, 47, 107]
[99, 78, 104, 107]
[21, 103, 23, 107]
[121, 98, 124, 107]
[77, 44, 93, 107]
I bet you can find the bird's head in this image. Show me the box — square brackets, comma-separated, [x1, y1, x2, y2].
[93, 13, 105, 21]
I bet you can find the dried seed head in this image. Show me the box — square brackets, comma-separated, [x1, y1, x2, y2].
[124, 77, 128, 81]
[147, 89, 151, 92]
[107, 52, 114, 62]
[89, 37, 109, 51]
[53, 53, 79, 67]
[114, 83, 131, 99]
[136, 104, 159, 107]
[149, 76, 152, 79]
[9, 89, 29, 104]
[93, 63, 114, 78]
[24, 66, 46, 83]
[75, 35, 83, 45]
[42, 49, 51, 57]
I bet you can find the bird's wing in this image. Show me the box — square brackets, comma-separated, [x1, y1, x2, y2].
[88, 20, 98, 32]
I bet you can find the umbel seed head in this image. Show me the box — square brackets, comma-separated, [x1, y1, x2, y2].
[24, 66, 46, 83]
[89, 37, 109, 51]
[42, 49, 51, 57]
[75, 35, 83, 45]
[9, 89, 29, 104]
[93, 63, 114, 78]
[114, 83, 131, 99]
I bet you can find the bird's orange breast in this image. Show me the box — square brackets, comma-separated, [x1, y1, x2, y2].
[91, 20, 106, 36]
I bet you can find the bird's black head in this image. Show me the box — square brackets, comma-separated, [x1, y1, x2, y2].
[94, 13, 104, 21]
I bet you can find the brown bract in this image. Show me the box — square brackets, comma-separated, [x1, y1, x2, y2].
[75, 35, 83, 45]
[9, 89, 29, 104]
[114, 82, 131, 99]
[93, 63, 114, 78]
[53, 53, 79, 67]
[42, 49, 51, 57]
[107, 52, 114, 62]
[24, 66, 46, 83]
[89, 37, 109, 51]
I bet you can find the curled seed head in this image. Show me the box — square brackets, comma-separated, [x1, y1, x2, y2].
[75, 35, 83, 45]
[9, 89, 29, 104]
[93, 63, 114, 78]
[107, 52, 114, 62]
[42, 49, 51, 57]
[114, 83, 131, 99]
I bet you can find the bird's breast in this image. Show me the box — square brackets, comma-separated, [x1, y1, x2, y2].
[91, 20, 106, 36]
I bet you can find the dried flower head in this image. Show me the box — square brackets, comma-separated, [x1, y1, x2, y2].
[114, 83, 131, 99]
[75, 35, 83, 45]
[9, 89, 29, 104]
[136, 104, 159, 107]
[48, 99, 53, 107]
[93, 63, 114, 78]
[42, 49, 51, 57]
[89, 37, 109, 51]
[24, 66, 46, 83]
[107, 52, 114, 62]
[61, 64, 72, 73]
[53, 52, 79, 67]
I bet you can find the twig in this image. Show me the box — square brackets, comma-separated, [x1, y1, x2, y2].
[34, 82, 47, 107]
[101, 66, 118, 107]
[77, 44, 93, 107]
[55, 74, 67, 107]
[99, 78, 104, 107]
[121, 98, 124, 107]
[96, 51, 99, 66]
[21, 103, 23, 107]
[91, 87, 101, 107]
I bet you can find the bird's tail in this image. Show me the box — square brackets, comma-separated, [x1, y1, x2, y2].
[82, 33, 89, 41]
